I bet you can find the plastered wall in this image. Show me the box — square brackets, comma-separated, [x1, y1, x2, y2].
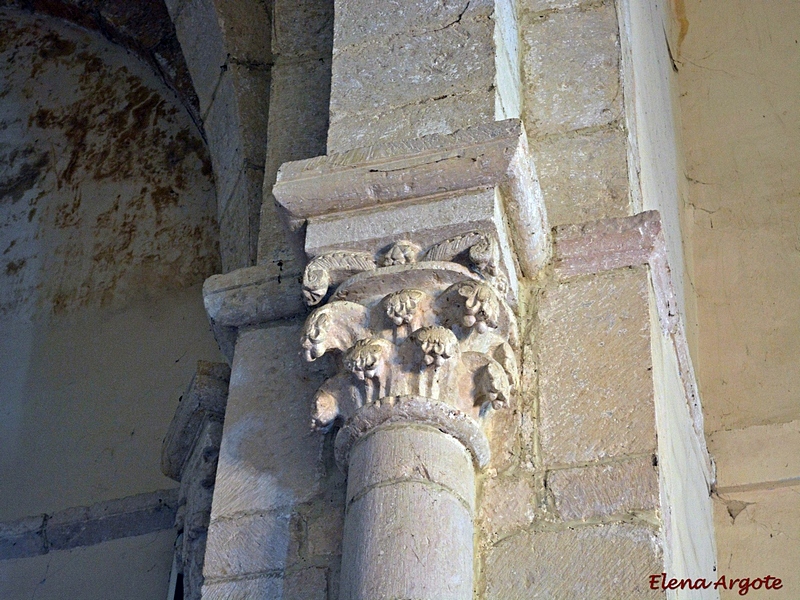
[0, 10, 222, 598]
[678, 0, 800, 596]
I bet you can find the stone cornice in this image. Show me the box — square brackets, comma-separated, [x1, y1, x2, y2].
[202, 265, 306, 360]
[0, 489, 178, 560]
[273, 119, 549, 278]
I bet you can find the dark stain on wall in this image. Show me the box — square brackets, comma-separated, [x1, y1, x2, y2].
[0, 0, 202, 128]
[0, 149, 50, 204]
[4, 258, 25, 275]
[1, 14, 219, 316]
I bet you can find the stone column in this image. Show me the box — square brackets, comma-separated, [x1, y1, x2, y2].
[295, 242, 515, 600]
[340, 422, 476, 599]
[273, 111, 547, 598]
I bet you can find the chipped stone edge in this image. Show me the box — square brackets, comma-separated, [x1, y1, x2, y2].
[0, 489, 178, 561]
[273, 118, 550, 278]
[553, 210, 713, 483]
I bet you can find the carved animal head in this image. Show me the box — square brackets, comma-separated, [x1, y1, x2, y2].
[302, 312, 331, 361]
[344, 338, 392, 381]
[476, 360, 511, 409]
[380, 240, 420, 266]
[415, 326, 459, 367]
[311, 390, 339, 431]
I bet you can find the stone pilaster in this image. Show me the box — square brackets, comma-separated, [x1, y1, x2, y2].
[161, 361, 230, 600]
[327, 0, 519, 152]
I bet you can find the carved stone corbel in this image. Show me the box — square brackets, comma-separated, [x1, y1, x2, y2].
[161, 362, 230, 600]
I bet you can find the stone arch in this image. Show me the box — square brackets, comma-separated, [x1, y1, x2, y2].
[165, 0, 273, 271]
[0, 7, 221, 523]
[165, 0, 334, 274]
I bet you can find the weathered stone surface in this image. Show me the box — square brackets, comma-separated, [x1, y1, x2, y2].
[537, 267, 655, 465]
[534, 127, 630, 226]
[478, 475, 536, 540]
[285, 567, 329, 600]
[341, 481, 473, 600]
[213, 0, 271, 65]
[553, 211, 661, 280]
[161, 361, 230, 481]
[204, 512, 291, 579]
[219, 182, 251, 273]
[46, 489, 178, 552]
[172, 0, 227, 115]
[218, 169, 258, 271]
[0, 516, 46, 560]
[230, 63, 271, 167]
[335, 397, 493, 473]
[204, 71, 244, 215]
[522, 3, 621, 135]
[307, 505, 345, 557]
[331, 14, 495, 117]
[0, 489, 181, 561]
[303, 190, 521, 298]
[202, 263, 306, 351]
[334, 0, 493, 49]
[483, 404, 523, 472]
[175, 418, 223, 600]
[275, 119, 549, 278]
[348, 425, 475, 512]
[273, 0, 334, 57]
[548, 455, 659, 521]
[485, 524, 664, 598]
[327, 87, 494, 152]
[202, 576, 282, 600]
[520, 0, 586, 13]
[278, 119, 523, 216]
[2, 0, 200, 124]
[264, 57, 332, 187]
[209, 323, 329, 518]
[306, 190, 498, 255]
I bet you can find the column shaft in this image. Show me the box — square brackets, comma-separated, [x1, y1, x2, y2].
[341, 425, 475, 600]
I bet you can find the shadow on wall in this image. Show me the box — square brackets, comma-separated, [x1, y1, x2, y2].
[0, 8, 222, 532]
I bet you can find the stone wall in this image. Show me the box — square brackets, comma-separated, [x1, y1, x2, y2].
[2, 0, 796, 597]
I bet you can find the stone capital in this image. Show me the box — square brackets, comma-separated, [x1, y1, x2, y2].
[272, 119, 541, 474]
[299, 237, 518, 471]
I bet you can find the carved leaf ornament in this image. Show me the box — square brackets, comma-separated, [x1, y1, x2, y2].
[300, 232, 518, 469]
